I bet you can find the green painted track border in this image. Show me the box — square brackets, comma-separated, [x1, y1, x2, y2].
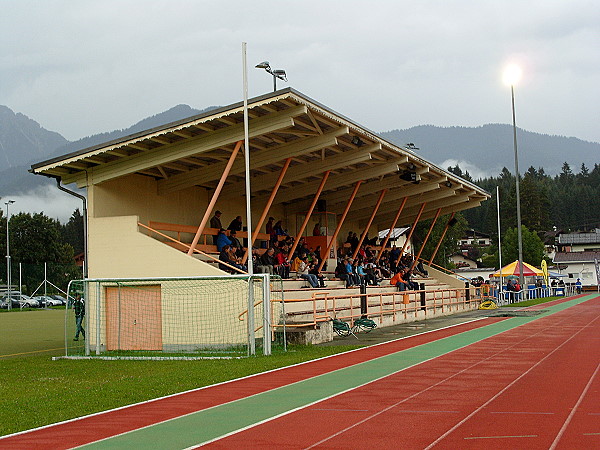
[84, 294, 597, 449]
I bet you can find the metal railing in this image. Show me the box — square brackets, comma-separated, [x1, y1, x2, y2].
[493, 284, 576, 305]
[280, 284, 481, 330]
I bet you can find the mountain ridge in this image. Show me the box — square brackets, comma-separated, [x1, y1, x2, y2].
[1, 104, 598, 197]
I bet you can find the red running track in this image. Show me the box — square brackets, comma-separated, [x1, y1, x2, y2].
[0, 317, 502, 449]
[205, 295, 600, 449]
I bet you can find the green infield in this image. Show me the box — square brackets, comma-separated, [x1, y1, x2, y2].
[0, 307, 359, 437]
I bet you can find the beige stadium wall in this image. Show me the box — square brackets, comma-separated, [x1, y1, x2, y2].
[88, 215, 224, 278]
[88, 173, 287, 232]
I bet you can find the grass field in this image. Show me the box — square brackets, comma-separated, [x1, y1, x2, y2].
[0, 309, 359, 437]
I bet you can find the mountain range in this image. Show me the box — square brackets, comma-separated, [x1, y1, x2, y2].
[0, 104, 598, 198]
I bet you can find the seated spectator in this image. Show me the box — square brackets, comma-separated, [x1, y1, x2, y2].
[298, 256, 324, 288]
[259, 247, 276, 275]
[252, 248, 269, 274]
[353, 259, 366, 285]
[216, 229, 232, 252]
[404, 269, 420, 290]
[335, 259, 351, 288]
[308, 261, 327, 287]
[390, 269, 410, 291]
[228, 230, 244, 257]
[414, 260, 428, 277]
[291, 253, 304, 272]
[345, 258, 360, 286]
[364, 259, 381, 286]
[275, 246, 291, 279]
[219, 245, 246, 273]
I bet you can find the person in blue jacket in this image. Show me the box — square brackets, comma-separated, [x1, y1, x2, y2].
[216, 229, 232, 252]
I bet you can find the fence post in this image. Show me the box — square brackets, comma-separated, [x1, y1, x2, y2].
[262, 274, 271, 356]
[360, 283, 367, 317]
[465, 282, 470, 303]
[420, 283, 426, 310]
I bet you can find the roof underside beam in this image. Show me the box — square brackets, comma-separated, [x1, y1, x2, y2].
[349, 184, 455, 220]
[323, 166, 433, 207]
[158, 125, 350, 195]
[62, 105, 308, 187]
[367, 192, 480, 227]
[259, 158, 407, 205]
[219, 143, 377, 201]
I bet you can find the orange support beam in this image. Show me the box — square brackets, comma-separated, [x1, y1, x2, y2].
[428, 212, 456, 265]
[396, 202, 426, 265]
[411, 207, 441, 271]
[287, 171, 330, 260]
[376, 196, 408, 263]
[241, 158, 292, 264]
[187, 141, 242, 255]
[317, 180, 363, 273]
[351, 189, 387, 260]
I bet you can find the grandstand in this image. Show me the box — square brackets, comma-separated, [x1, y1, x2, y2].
[32, 88, 490, 354]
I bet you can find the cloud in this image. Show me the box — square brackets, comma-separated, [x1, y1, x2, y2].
[4, 185, 83, 223]
[440, 159, 501, 181]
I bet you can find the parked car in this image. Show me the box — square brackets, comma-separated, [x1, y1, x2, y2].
[49, 294, 68, 306]
[1, 293, 37, 308]
[32, 295, 62, 307]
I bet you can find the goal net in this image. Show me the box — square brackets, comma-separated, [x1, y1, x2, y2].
[64, 274, 285, 359]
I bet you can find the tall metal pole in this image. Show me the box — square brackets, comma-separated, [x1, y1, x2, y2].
[242, 42, 255, 356]
[511, 84, 524, 288]
[242, 42, 253, 276]
[5, 200, 14, 310]
[497, 185, 503, 294]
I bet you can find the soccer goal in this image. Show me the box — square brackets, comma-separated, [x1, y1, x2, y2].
[63, 274, 285, 359]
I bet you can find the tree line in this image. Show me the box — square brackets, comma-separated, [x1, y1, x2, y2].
[429, 162, 600, 268]
[0, 209, 84, 294]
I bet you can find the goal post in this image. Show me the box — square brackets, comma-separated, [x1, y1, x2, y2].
[64, 274, 285, 359]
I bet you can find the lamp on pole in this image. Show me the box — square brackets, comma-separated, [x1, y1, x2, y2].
[5, 200, 15, 310]
[503, 64, 524, 289]
[255, 61, 287, 92]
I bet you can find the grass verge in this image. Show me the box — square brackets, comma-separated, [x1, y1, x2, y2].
[0, 344, 360, 437]
[501, 296, 562, 308]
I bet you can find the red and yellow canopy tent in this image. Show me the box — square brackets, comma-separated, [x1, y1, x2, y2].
[491, 260, 543, 278]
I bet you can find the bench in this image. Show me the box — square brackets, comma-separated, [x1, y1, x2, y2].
[148, 220, 271, 254]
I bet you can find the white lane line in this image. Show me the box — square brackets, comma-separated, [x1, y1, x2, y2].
[549, 361, 600, 449]
[490, 411, 554, 415]
[303, 318, 564, 450]
[464, 434, 537, 440]
[311, 409, 369, 412]
[425, 310, 600, 450]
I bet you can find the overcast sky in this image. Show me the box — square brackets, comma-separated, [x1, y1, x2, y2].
[1, 0, 599, 146]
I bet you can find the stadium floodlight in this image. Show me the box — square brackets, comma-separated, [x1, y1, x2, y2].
[503, 63, 525, 289]
[255, 60, 288, 92]
[5, 200, 15, 310]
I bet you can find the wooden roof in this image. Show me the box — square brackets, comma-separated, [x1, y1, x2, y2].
[31, 88, 490, 226]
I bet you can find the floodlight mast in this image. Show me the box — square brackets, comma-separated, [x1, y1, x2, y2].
[255, 61, 287, 92]
[5, 200, 15, 310]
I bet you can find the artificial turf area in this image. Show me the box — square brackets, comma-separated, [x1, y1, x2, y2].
[501, 296, 562, 308]
[0, 308, 359, 437]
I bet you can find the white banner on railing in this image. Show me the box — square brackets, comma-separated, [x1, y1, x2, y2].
[595, 258, 600, 287]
